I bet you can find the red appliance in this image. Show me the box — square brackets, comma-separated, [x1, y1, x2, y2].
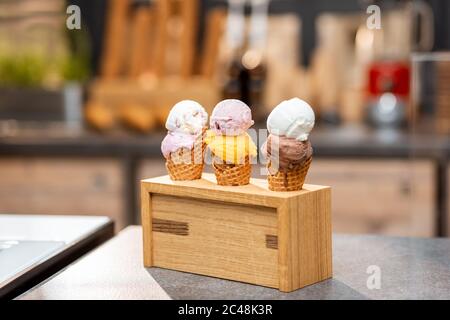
[368, 61, 410, 98]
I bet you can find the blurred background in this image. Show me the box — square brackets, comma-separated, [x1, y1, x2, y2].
[0, 0, 448, 237]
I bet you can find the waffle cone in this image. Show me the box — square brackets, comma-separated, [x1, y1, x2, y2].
[212, 156, 251, 186]
[267, 157, 312, 191]
[166, 134, 206, 181]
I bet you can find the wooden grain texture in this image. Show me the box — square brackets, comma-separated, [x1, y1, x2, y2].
[141, 183, 152, 266]
[143, 174, 328, 208]
[141, 174, 332, 291]
[152, 194, 279, 288]
[289, 188, 332, 291]
[152, 218, 189, 236]
[265, 235, 278, 249]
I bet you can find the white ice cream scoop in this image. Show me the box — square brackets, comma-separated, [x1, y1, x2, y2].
[267, 98, 315, 141]
[165, 100, 208, 134]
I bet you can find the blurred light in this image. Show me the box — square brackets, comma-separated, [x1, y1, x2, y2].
[138, 72, 157, 90]
[355, 26, 374, 50]
[379, 93, 397, 114]
[0, 120, 19, 137]
[241, 49, 262, 70]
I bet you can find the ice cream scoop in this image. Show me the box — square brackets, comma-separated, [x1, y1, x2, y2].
[262, 134, 312, 173]
[266, 98, 315, 141]
[210, 99, 254, 136]
[165, 100, 208, 134]
[161, 131, 198, 159]
[205, 131, 257, 164]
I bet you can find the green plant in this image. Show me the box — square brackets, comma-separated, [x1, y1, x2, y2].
[60, 26, 91, 82]
[0, 54, 46, 87]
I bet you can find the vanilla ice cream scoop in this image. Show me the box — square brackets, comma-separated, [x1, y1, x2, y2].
[165, 100, 208, 134]
[267, 98, 315, 141]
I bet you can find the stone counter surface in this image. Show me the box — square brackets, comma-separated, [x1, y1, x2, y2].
[20, 226, 450, 300]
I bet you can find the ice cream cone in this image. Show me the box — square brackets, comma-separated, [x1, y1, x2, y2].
[263, 97, 315, 192]
[267, 156, 312, 191]
[206, 99, 256, 186]
[212, 156, 251, 186]
[161, 100, 208, 181]
[166, 137, 206, 181]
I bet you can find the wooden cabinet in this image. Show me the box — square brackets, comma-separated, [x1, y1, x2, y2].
[137, 159, 167, 181]
[306, 159, 436, 237]
[0, 157, 125, 230]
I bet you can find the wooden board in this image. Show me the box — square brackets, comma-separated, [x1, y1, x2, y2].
[141, 173, 332, 292]
[152, 194, 279, 288]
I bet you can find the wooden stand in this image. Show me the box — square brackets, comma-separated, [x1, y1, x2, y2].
[141, 174, 332, 292]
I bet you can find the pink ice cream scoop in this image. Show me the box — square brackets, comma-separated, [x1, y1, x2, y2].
[161, 131, 197, 159]
[209, 99, 254, 136]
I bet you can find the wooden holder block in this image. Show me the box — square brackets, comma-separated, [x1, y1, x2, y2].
[141, 174, 332, 292]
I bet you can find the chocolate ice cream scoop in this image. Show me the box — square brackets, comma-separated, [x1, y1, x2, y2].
[262, 134, 312, 173]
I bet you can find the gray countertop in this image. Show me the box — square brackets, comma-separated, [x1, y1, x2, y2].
[20, 226, 450, 300]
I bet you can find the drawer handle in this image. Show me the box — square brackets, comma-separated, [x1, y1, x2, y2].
[265, 235, 278, 249]
[152, 218, 189, 236]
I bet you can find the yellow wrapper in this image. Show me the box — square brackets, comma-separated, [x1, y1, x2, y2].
[205, 130, 257, 164]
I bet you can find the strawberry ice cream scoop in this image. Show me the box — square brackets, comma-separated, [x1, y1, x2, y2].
[209, 99, 254, 136]
[161, 131, 197, 159]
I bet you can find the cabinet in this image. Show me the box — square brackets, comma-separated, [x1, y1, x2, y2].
[0, 157, 125, 230]
[137, 159, 166, 181]
[306, 159, 436, 237]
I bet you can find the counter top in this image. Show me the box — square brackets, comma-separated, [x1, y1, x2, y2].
[20, 226, 450, 300]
